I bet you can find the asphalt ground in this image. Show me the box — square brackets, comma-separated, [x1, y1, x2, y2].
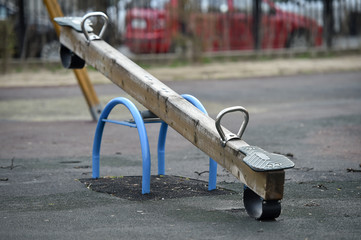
[0, 67, 361, 239]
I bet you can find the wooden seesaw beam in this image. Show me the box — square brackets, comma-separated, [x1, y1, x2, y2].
[58, 25, 286, 201]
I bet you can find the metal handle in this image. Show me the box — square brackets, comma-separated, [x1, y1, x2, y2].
[215, 106, 249, 147]
[81, 12, 109, 43]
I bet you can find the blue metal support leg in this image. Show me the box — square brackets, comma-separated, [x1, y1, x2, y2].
[157, 94, 217, 191]
[157, 122, 168, 175]
[92, 97, 151, 194]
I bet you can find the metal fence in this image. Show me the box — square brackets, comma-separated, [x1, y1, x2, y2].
[1, 0, 360, 62]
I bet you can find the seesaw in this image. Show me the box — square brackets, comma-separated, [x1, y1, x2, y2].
[55, 12, 294, 220]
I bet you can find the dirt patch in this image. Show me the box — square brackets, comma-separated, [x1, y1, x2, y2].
[79, 175, 236, 201]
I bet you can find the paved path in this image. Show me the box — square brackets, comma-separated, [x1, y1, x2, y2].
[1, 55, 361, 87]
[0, 70, 360, 239]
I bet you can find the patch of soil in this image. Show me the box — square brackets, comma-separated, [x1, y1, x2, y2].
[79, 175, 236, 201]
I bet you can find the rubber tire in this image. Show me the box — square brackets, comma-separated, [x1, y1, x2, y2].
[243, 187, 281, 220]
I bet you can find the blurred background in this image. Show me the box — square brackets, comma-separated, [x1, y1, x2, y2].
[0, 0, 360, 72]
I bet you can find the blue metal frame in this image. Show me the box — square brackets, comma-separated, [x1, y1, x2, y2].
[157, 94, 217, 190]
[92, 97, 151, 194]
[92, 94, 217, 195]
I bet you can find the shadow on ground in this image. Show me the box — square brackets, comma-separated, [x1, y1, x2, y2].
[80, 175, 236, 201]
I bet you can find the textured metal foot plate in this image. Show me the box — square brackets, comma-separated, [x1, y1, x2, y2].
[239, 146, 295, 172]
[54, 17, 93, 32]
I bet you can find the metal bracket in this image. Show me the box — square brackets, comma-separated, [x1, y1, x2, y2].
[126, 110, 162, 124]
[215, 106, 249, 147]
[140, 110, 159, 120]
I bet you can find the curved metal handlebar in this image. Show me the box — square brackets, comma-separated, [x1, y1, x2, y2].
[81, 12, 109, 43]
[215, 106, 249, 147]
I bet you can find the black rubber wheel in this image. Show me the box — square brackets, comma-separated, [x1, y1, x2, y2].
[60, 44, 85, 69]
[243, 186, 281, 220]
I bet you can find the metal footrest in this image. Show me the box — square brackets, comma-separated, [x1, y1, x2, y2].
[239, 146, 295, 172]
[54, 16, 93, 32]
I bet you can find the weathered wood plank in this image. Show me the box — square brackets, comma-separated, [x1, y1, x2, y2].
[59, 27, 285, 200]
